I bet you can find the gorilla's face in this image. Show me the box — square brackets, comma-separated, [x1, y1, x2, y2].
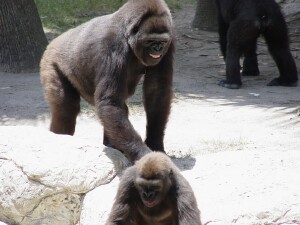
[134, 170, 172, 208]
[140, 34, 171, 66]
[128, 14, 173, 67]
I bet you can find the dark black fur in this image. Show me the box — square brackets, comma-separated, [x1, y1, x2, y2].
[105, 152, 202, 225]
[215, 0, 298, 89]
[40, 0, 175, 162]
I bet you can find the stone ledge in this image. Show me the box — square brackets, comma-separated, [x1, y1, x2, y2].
[0, 126, 129, 225]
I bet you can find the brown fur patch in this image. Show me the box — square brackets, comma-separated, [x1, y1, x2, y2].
[136, 152, 172, 178]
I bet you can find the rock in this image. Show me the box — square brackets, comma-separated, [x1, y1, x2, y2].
[0, 126, 130, 225]
[80, 177, 120, 225]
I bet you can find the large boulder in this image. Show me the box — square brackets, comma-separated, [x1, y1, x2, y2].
[0, 126, 129, 225]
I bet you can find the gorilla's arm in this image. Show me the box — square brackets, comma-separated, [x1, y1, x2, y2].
[175, 172, 202, 225]
[105, 167, 136, 225]
[143, 44, 174, 151]
[95, 41, 151, 162]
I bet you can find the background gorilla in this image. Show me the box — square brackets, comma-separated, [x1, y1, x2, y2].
[105, 152, 202, 225]
[40, 0, 175, 162]
[215, 0, 298, 89]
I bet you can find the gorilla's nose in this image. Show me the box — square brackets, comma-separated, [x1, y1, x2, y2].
[143, 191, 156, 201]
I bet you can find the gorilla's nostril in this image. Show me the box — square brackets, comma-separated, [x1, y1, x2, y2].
[142, 192, 148, 199]
[148, 192, 155, 200]
[143, 191, 156, 201]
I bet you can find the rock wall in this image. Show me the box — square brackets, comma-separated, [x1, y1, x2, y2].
[0, 126, 129, 225]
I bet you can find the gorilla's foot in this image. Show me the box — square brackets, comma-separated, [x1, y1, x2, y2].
[267, 78, 298, 87]
[218, 80, 241, 89]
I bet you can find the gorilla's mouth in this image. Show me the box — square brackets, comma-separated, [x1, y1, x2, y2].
[149, 54, 161, 59]
[143, 199, 158, 207]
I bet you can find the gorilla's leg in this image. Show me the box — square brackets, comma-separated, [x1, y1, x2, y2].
[46, 68, 81, 135]
[264, 18, 298, 86]
[219, 19, 260, 89]
[217, 14, 229, 58]
[242, 39, 260, 76]
[218, 20, 243, 89]
[143, 63, 172, 152]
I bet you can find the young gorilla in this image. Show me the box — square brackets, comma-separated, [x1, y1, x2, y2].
[215, 0, 298, 89]
[106, 152, 202, 225]
[40, 0, 175, 162]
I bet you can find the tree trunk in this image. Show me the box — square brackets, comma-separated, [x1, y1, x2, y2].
[192, 0, 218, 31]
[0, 0, 48, 73]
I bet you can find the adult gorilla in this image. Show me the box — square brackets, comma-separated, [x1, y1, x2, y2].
[215, 0, 298, 89]
[40, 0, 175, 162]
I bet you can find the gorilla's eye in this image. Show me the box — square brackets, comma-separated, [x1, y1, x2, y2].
[132, 25, 139, 34]
[145, 40, 156, 47]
